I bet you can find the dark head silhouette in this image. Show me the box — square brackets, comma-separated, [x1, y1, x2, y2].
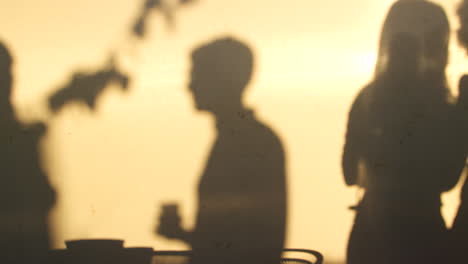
[157, 37, 287, 264]
[188, 38, 253, 113]
[342, 1, 466, 264]
[385, 32, 421, 81]
[375, 0, 449, 90]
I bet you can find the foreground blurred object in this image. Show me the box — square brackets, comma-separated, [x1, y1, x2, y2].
[132, 0, 197, 37]
[0, 41, 56, 264]
[48, 0, 198, 114]
[48, 58, 130, 113]
[46, 240, 323, 264]
[47, 239, 153, 264]
[280, 249, 324, 264]
[152, 249, 324, 264]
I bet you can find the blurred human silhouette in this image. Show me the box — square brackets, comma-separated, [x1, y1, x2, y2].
[0, 42, 56, 263]
[450, 0, 468, 262]
[132, 0, 196, 37]
[156, 37, 287, 264]
[342, 1, 467, 263]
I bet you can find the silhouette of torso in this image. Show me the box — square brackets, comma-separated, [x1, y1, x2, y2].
[450, 75, 468, 261]
[191, 110, 286, 264]
[350, 81, 460, 195]
[0, 114, 55, 263]
[344, 78, 465, 264]
[0, 47, 55, 262]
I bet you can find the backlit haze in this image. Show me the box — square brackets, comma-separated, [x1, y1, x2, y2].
[1, 0, 467, 262]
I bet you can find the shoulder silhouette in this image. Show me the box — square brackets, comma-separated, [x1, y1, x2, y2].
[157, 37, 287, 264]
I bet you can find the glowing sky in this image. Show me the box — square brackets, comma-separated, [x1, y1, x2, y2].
[0, 0, 466, 262]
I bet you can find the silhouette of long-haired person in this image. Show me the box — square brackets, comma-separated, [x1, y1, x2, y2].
[156, 37, 287, 264]
[450, 0, 468, 262]
[342, 1, 467, 263]
[0, 42, 56, 263]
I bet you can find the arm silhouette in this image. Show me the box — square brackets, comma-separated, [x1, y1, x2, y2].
[342, 91, 367, 186]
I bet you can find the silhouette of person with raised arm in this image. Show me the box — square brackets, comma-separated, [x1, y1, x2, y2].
[450, 0, 468, 262]
[342, 1, 467, 264]
[0, 41, 56, 263]
[156, 37, 287, 264]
